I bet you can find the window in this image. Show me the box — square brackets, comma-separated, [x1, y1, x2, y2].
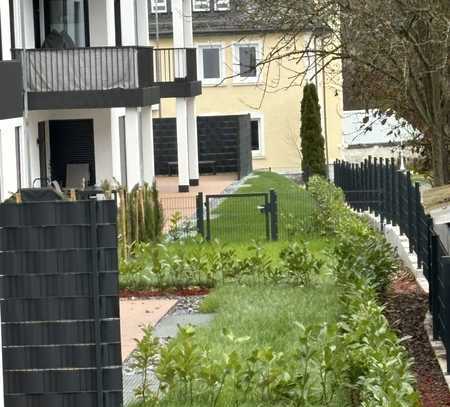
[198, 45, 223, 85]
[193, 0, 210, 12]
[151, 0, 167, 13]
[214, 0, 230, 11]
[43, 0, 89, 47]
[233, 43, 261, 84]
[250, 115, 264, 157]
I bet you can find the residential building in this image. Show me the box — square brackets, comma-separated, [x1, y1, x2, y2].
[0, 0, 201, 198]
[149, 0, 343, 174]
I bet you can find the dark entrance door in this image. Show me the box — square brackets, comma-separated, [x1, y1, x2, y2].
[49, 119, 95, 188]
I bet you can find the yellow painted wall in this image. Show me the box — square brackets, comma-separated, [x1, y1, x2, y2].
[156, 32, 343, 172]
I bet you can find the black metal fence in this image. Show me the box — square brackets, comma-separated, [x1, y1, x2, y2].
[334, 158, 450, 373]
[0, 199, 122, 407]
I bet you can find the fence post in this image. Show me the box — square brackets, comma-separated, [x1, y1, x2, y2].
[89, 198, 104, 407]
[415, 183, 422, 266]
[430, 234, 440, 340]
[269, 189, 278, 241]
[442, 256, 450, 374]
[406, 172, 414, 253]
[196, 192, 204, 237]
[205, 198, 211, 242]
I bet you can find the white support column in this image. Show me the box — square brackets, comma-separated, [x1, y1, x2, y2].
[186, 97, 199, 185]
[141, 107, 155, 184]
[136, 0, 150, 46]
[171, 0, 185, 48]
[182, 0, 193, 47]
[125, 108, 142, 189]
[176, 98, 190, 192]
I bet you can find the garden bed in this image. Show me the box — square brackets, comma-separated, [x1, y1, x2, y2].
[384, 273, 450, 407]
[122, 174, 430, 406]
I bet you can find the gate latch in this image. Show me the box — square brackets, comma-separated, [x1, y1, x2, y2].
[258, 203, 271, 214]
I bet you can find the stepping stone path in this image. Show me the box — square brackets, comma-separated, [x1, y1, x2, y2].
[122, 296, 215, 406]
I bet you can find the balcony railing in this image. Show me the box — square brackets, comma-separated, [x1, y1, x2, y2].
[154, 48, 197, 83]
[12, 46, 154, 93]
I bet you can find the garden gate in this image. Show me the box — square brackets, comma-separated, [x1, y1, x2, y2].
[0, 199, 122, 407]
[199, 191, 278, 242]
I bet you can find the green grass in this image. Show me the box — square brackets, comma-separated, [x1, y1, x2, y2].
[208, 171, 318, 242]
[157, 271, 350, 406]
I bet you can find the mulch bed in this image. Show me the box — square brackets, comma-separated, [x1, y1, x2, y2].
[384, 274, 450, 407]
[120, 287, 210, 299]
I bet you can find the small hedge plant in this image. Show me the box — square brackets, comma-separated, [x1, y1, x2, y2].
[120, 239, 323, 291]
[309, 176, 420, 406]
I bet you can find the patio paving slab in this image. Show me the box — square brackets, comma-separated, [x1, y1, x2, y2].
[120, 298, 177, 361]
[154, 313, 216, 338]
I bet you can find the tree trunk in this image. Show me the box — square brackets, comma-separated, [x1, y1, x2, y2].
[431, 128, 449, 186]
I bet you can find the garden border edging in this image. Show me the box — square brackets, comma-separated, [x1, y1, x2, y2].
[358, 210, 450, 390]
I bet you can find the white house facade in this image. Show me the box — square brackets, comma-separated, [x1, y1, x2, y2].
[0, 0, 201, 199]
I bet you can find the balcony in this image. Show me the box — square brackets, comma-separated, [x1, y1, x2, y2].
[154, 48, 202, 98]
[12, 46, 201, 111]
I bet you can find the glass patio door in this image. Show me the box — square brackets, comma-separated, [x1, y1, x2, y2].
[43, 0, 89, 47]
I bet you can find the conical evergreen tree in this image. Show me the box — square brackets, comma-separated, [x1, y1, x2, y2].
[300, 83, 326, 176]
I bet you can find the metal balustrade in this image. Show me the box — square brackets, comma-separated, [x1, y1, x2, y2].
[11, 46, 198, 94]
[154, 47, 197, 83]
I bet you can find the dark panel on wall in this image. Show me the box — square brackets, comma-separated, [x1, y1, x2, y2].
[154, 115, 251, 176]
[238, 114, 253, 179]
[28, 86, 160, 110]
[0, 61, 23, 119]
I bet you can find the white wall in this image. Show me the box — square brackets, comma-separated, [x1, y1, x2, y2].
[89, 0, 115, 46]
[0, 0, 12, 59]
[0, 117, 24, 199]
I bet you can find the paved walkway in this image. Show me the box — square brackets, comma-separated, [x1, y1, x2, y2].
[120, 298, 177, 361]
[156, 173, 238, 198]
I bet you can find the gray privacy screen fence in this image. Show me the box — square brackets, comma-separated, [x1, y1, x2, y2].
[0, 199, 122, 407]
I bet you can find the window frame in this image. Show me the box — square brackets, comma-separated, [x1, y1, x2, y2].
[193, 0, 210, 12]
[214, 0, 230, 11]
[150, 0, 167, 13]
[249, 113, 265, 158]
[232, 42, 262, 85]
[197, 43, 225, 86]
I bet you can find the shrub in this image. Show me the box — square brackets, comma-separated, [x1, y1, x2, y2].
[300, 84, 327, 177]
[118, 182, 164, 259]
[119, 240, 323, 291]
[308, 176, 348, 234]
[279, 241, 323, 286]
[134, 324, 343, 407]
[311, 177, 420, 405]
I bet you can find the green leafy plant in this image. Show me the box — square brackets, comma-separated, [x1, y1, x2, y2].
[131, 326, 160, 405]
[279, 241, 323, 286]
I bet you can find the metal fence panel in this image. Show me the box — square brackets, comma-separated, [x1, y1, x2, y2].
[334, 158, 450, 373]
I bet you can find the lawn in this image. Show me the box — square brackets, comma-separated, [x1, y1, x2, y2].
[208, 171, 318, 242]
[160, 278, 349, 406]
